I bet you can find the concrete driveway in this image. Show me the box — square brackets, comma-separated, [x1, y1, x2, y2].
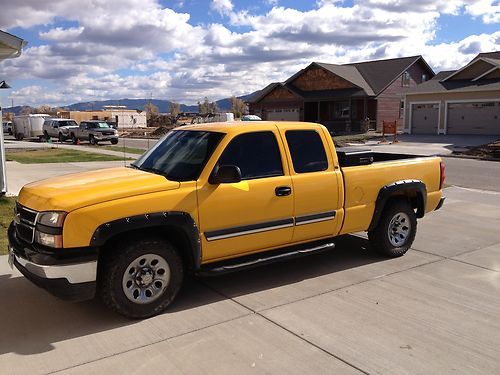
[1, 185, 499, 374]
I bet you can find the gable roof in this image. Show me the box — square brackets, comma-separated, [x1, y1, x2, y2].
[249, 55, 435, 103]
[441, 56, 500, 82]
[474, 51, 500, 61]
[347, 55, 434, 95]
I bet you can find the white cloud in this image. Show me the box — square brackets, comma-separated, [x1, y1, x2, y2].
[465, 0, 500, 24]
[1, 0, 499, 107]
[211, 0, 234, 16]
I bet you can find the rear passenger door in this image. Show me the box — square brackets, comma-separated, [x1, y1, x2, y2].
[280, 126, 343, 242]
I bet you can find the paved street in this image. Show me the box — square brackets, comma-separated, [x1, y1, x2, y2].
[0, 185, 499, 374]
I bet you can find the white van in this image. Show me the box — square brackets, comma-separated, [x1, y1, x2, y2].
[13, 114, 50, 141]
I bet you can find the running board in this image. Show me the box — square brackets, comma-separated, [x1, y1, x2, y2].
[197, 239, 335, 276]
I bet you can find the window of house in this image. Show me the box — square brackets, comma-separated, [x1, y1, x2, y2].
[399, 100, 405, 119]
[334, 102, 350, 118]
[402, 71, 411, 87]
[217, 131, 283, 180]
[285, 130, 328, 173]
[421, 73, 428, 82]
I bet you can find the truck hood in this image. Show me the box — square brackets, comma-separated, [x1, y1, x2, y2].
[18, 167, 180, 212]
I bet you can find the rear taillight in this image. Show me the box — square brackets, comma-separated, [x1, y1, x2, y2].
[439, 161, 445, 190]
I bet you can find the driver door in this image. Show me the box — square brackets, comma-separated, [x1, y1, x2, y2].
[197, 129, 294, 262]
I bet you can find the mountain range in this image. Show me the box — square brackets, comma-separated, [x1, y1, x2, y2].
[2, 93, 258, 116]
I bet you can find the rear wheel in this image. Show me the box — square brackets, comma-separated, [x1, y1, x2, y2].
[98, 237, 184, 319]
[89, 135, 97, 145]
[58, 133, 65, 143]
[368, 199, 417, 257]
[71, 134, 78, 145]
[44, 131, 50, 142]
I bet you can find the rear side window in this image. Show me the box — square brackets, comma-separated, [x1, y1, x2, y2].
[285, 130, 328, 173]
[217, 131, 283, 180]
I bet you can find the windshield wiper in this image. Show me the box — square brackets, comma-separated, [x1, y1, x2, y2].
[135, 166, 170, 178]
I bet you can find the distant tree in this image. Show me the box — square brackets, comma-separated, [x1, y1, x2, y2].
[209, 101, 219, 114]
[169, 101, 181, 117]
[198, 97, 210, 115]
[20, 106, 34, 115]
[35, 105, 53, 114]
[144, 102, 159, 119]
[230, 96, 247, 118]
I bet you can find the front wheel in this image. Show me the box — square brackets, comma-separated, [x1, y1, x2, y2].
[58, 133, 65, 143]
[71, 134, 78, 145]
[110, 138, 118, 145]
[98, 237, 184, 319]
[368, 199, 417, 257]
[89, 135, 97, 145]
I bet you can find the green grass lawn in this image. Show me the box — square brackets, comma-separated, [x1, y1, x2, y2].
[7, 148, 133, 164]
[102, 145, 146, 155]
[0, 196, 15, 255]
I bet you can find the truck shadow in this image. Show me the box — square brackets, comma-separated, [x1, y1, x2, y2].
[0, 234, 382, 356]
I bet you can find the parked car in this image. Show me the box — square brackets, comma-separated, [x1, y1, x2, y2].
[8, 121, 445, 318]
[70, 120, 119, 145]
[241, 115, 262, 121]
[2, 120, 13, 134]
[12, 114, 50, 141]
[42, 118, 79, 143]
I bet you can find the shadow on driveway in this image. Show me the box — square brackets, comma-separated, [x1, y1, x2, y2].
[0, 235, 382, 356]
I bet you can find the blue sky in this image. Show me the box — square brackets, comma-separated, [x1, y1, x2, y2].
[0, 0, 499, 107]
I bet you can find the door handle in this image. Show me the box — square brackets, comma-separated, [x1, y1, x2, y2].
[275, 186, 292, 196]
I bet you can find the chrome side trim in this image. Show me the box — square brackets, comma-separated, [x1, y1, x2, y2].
[295, 211, 336, 226]
[206, 222, 294, 241]
[295, 216, 334, 226]
[14, 253, 97, 284]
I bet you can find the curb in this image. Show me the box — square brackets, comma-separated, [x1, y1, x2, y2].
[440, 154, 500, 162]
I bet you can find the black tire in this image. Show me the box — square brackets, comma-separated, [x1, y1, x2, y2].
[16, 133, 24, 141]
[110, 138, 118, 145]
[71, 134, 78, 145]
[368, 199, 417, 257]
[89, 135, 97, 145]
[8, 129, 12, 135]
[58, 133, 65, 143]
[98, 237, 184, 319]
[44, 131, 50, 142]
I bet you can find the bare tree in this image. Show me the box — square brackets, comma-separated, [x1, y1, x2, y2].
[169, 101, 181, 117]
[19, 106, 34, 115]
[230, 96, 247, 118]
[144, 102, 159, 119]
[35, 105, 53, 114]
[209, 101, 219, 114]
[198, 97, 210, 115]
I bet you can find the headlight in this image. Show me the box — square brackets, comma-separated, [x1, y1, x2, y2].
[35, 211, 67, 248]
[35, 231, 63, 248]
[38, 211, 67, 227]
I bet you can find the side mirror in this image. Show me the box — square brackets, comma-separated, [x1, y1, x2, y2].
[209, 165, 242, 184]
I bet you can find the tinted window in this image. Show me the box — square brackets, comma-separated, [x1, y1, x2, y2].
[133, 130, 224, 182]
[285, 130, 328, 173]
[217, 132, 283, 180]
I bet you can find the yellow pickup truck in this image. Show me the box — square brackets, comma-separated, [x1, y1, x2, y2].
[8, 122, 445, 318]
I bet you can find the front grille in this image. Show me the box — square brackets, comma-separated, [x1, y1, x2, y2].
[15, 203, 38, 243]
[17, 202, 37, 225]
[102, 132, 114, 136]
[17, 223, 35, 243]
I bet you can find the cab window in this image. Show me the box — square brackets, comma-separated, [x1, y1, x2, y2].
[285, 130, 328, 173]
[217, 131, 283, 180]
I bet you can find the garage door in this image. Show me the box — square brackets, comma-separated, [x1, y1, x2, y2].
[447, 101, 500, 135]
[411, 103, 439, 134]
[266, 108, 300, 121]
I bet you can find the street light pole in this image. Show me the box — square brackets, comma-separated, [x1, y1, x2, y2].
[0, 80, 11, 194]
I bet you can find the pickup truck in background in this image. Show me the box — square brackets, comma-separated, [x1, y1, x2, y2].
[42, 118, 79, 143]
[70, 120, 119, 145]
[8, 122, 445, 318]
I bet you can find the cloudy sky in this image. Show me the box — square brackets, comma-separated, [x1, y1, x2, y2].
[0, 0, 499, 107]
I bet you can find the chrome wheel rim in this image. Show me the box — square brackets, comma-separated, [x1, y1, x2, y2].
[387, 212, 410, 247]
[122, 254, 171, 304]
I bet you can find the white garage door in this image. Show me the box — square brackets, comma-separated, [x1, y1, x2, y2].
[447, 101, 500, 135]
[266, 108, 300, 121]
[411, 103, 439, 134]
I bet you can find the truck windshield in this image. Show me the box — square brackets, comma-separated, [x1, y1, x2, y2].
[132, 130, 224, 181]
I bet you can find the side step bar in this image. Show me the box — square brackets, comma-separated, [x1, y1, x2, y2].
[197, 239, 335, 276]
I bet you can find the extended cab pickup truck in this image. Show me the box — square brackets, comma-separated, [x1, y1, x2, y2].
[8, 122, 445, 318]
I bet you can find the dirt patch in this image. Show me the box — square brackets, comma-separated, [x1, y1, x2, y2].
[452, 140, 500, 159]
